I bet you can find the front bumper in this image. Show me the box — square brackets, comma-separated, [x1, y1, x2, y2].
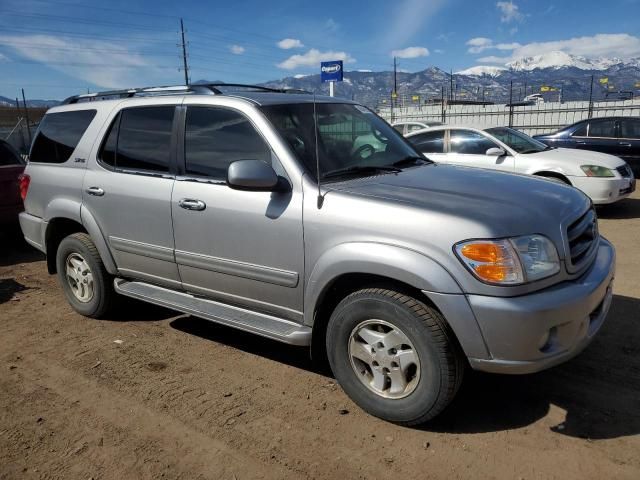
[466, 237, 615, 374]
[571, 175, 635, 205]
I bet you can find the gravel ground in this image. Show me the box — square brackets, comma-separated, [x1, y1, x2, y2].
[1, 191, 639, 480]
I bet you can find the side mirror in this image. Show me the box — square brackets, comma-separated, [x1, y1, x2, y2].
[227, 160, 279, 191]
[486, 147, 506, 156]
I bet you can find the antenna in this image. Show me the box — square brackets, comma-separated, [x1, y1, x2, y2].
[313, 93, 324, 209]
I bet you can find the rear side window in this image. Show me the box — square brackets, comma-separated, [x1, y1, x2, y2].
[408, 131, 445, 153]
[99, 106, 175, 173]
[184, 106, 271, 179]
[588, 120, 616, 138]
[0, 141, 23, 166]
[30, 110, 96, 163]
[620, 119, 640, 139]
[450, 130, 497, 154]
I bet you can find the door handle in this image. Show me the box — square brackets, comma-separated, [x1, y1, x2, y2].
[178, 198, 206, 211]
[85, 186, 105, 196]
[619, 142, 632, 147]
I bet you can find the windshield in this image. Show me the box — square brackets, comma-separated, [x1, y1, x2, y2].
[261, 102, 424, 180]
[485, 127, 549, 154]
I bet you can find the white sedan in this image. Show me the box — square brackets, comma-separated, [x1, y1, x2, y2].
[406, 125, 636, 205]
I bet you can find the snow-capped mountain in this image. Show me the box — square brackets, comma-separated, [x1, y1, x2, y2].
[455, 65, 507, 77]
[506, 51, 623, 71]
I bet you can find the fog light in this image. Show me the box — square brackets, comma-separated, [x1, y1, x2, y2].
[539, 327, 557, 353]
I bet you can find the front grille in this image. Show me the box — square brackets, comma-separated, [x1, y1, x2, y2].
[616, 165, 632, 178]
[566, 208, 598, 271]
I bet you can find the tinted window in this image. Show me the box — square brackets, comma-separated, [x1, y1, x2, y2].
[0, 141, 23, 166]
[571, 123, 588, 137]
[450, 130, 497, 154]
[185, 107, 271, 178]
[409, 131, 445, 153]
[620, 118, 640, 139]
[393, 125, 404, 133]
[588, 120, 616, 138]
[407, 124, 425, 133]
[30, 110, 96, 163]
[116, 107, 174, 172]
[99, 112, 120, 168]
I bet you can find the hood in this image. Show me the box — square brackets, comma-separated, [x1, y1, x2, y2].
[328, 163, 591, 240]
[525, 147, 626, 169]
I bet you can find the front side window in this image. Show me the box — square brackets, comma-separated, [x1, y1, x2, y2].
[408, 131, 445, 153]
[571, 123, 588, 137]
[184, 106, 271, 179]
[588, 120, 616, 138]
[99, 106, 175, 172]
[485, 127, 548, 154]
[620, 119, 640, 139]
[449, 130, 497, 155]
[261, 103, 421, 180]
[30, 110, 96, 163]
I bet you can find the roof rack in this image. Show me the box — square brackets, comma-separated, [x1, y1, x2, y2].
[61, 83, 311, 105]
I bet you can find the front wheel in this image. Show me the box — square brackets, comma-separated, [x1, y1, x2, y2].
[326, 288, 464, 425]
[56, 232, 115, 318]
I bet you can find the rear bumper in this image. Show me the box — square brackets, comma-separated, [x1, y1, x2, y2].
[19, 212, 46, 252]
[571, 176, 635, 205]
[464, 238, 615, 374]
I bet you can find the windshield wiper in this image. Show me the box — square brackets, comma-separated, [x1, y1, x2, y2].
[519, 148, 544, 154]
[391, 155, 433, 168]
[322, 165, 402, 180]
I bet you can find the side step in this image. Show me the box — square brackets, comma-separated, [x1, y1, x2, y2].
[114, 279, 312, 346]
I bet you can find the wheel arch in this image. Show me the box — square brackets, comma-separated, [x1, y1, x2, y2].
[532, 170, 572, 185]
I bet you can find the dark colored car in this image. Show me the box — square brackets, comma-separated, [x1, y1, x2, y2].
[534, 117, 640, 177]
[0, 139, 26, 226]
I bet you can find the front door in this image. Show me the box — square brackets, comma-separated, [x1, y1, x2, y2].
[83, 104, 180, 287]
[575, 118, 620, 155]
[619, 118, 640, 177]
[447, 129, 514, 172]
[171, 104, 304, 321]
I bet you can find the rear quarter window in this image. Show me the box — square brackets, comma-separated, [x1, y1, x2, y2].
[30, 110, 96, 163]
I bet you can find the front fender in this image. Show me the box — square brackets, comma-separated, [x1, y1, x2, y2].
[304, 242, 462, 326]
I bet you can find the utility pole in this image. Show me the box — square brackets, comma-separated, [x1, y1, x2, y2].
[179, 18, 190, 85]
[21, 88, 32, 145]
[449, 70, 453, 103]
[508, 80, 514, 127]
[588, 75, 594, 118]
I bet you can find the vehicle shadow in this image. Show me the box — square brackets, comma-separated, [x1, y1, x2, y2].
[169, 316, 326, 376]
[171, 294, 640, 440]
[0, 278, 29, 304]
[0, 229, 44, 267]
[426, 294, 640, 440]
[597, 197, 640, 220]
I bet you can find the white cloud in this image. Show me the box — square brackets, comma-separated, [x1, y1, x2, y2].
[391, 46, 430, 59]
[277, 49, 355, 70]
[496, 1, 524, 23]
[0, 53, 8, 62]
[0, 34, 161, 88]
[325, 19, 339, 32]
[357, 69, 372, 72]
[293, 74, 309, 78]
[434, 49, 444, 54]
[229, 45, 245, 55]
[475, 33, 640, 64]
[385, 0, 448, 48]
[277, 38, 304, 50]
[467, 37, 521, 54]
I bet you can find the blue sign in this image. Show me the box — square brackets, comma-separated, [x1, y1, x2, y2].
[321, 60, 343, 83]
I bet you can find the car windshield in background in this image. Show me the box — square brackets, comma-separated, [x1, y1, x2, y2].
[485, 127, 549, 154]
[260, 103, 424, 181]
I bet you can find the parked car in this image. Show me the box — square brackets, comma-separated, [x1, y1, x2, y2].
[20, 84, 614, 425]
[391, 120, 442, 135]
[0, 139, 26, 227]
[534, 117, 640, 177]
[523, 93, 545, 105]
[407, 125, 635, 205]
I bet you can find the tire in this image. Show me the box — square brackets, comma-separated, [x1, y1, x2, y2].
[326, 288, 464, 425]
[55, 232, 115, 318]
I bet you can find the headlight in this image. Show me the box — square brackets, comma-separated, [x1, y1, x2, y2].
[581, 165, 614, 177]
[455, 235, 560, 285]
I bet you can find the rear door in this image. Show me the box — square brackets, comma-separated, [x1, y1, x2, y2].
[447, 129, 514, 172]
[619, 118, 640, 176]
[576, 118, 619, 155]
[83, 104, 180, 287]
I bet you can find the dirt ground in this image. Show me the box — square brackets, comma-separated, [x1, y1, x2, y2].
[1, 192, 639, 480]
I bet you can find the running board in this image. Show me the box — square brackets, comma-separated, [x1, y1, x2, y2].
[114, 279, 312, 346]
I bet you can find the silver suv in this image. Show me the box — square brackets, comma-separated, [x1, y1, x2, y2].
[19, 84, 615, 425]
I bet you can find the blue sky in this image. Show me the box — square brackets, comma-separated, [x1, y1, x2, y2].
[1, 0, 639, 99]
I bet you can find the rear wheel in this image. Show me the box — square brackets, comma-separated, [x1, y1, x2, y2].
[56, 233, 115, 318]
[326, 288, 464, 425]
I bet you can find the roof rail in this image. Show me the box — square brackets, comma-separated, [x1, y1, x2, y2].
[61, 83, 310, 105]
